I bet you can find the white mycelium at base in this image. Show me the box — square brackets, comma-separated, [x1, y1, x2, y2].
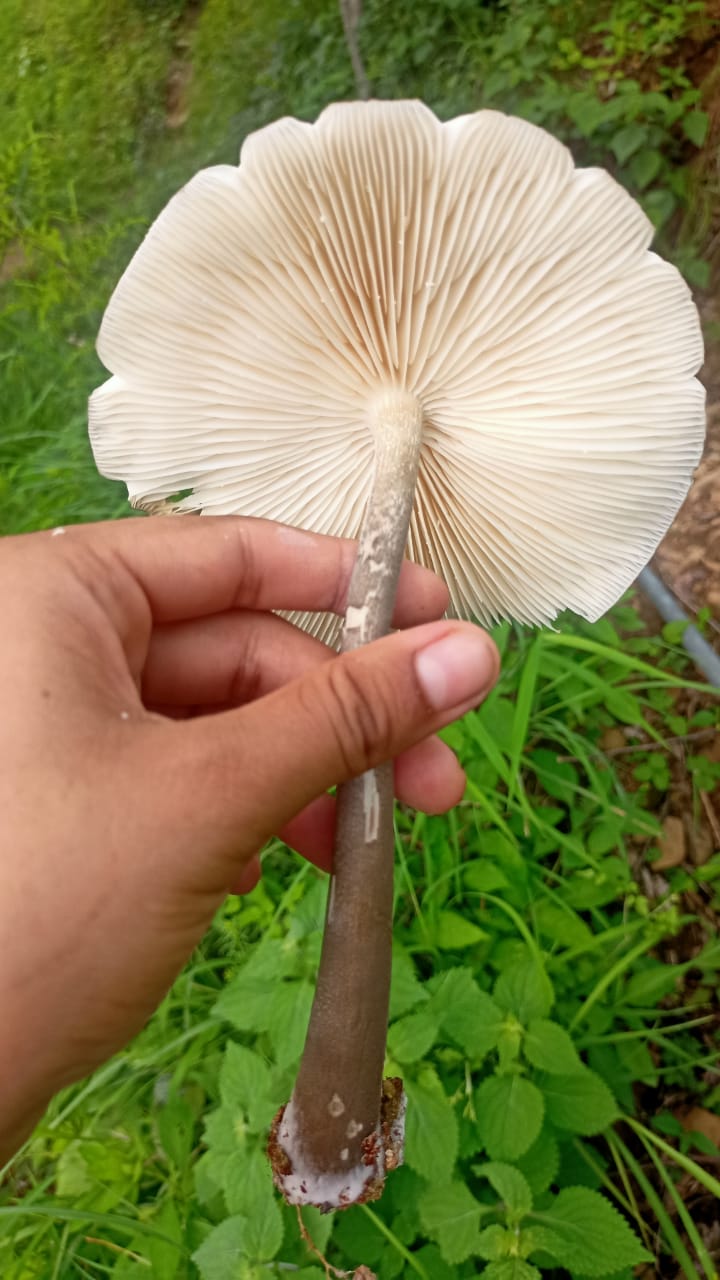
[275, 1099, 379, 1208]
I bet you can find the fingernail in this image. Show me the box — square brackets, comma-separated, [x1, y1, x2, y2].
[415, 628, 497, 712]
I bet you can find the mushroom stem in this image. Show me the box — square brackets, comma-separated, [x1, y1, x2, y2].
[270, 389, 424, 1207]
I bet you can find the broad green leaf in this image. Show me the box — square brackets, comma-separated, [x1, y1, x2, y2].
[146, 1199, 184, 1280]
[464, 860, 510, 892]
[386, 1165, 424, 1242]
[333, 1204, 386, 1265]
[528, 749, 578, 804]
[432, 909, 488, 950]
[477, 1224, 512, 1261]
[484, 1261, 541, 1280]
[266, 980, 314, 1068]
[556, 1136, 606, 1191]
[237, 938, 295, 985]
[616, 1038, 658, 1085]
[605, 688, 643, 725]
[388, 1007, 439, 1063]
[213, 983, 274, 1034]
[562, 857, 630, 909]
[476, 694, 517, 752]
[193, 1216, 257, 1278]
[541, 1069, 619, 1134]
[642, 185, 677, 229]
[683, 110, 708, 147]
[586, 817, 625, 856]
[480, 830, 522, 862]
[287, 878, 327, 940]
[533, 900, 592, 949]
[404, 1073, 458, 1182]
[623, 964, 679, 1006]
[203, 1105, 246, 1160]
[223, 1148, 274, 1219]
[242, 1197, 283, 1263]
[479, 1162, 533, 1217]
[428, 968, 503, 1059]
[530, 1187, 652, 1275]
[213, 940, 297, 1033]
[610, 122, 647, 164]
[55, 1138, 138, 1211]
[476, 1074, 544, 1160]
[407, 1244, 455, 1280]
[56, 1143, 94, 1198]
[629, 147, 663, 190]
[497, 1019, 524, 1071]
[493, 957, 554, 1022]
[296, 1206, 334, 1259]
[567, 93, 607, 135]
[524, 1019, 582, 1074]
[418, 1181, 482, 1264]
[515, 1131, 560, 1197]
[156, 1092, 195, 1169]
[389, 947, 428, 1019]
[219, 1044, 273, 1125]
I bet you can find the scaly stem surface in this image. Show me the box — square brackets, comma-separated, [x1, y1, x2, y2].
[271, 390, 424, 1204]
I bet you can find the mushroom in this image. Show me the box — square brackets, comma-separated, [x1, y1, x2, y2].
[88, 100, 705, 1208]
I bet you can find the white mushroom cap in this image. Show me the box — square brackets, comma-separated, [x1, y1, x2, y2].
[89, 100, 705, 628]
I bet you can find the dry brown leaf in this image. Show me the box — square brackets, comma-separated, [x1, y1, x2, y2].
[679, 1106, 720, 1149]
[654, 815, 687, 869]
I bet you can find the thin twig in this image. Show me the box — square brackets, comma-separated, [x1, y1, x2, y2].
[83, 1237, 150, 1264]
[556, 727, 716, 762]
[295, 1206, 353, 1279]
[699, 789, 720, 846]
[339, 0, 370, 99]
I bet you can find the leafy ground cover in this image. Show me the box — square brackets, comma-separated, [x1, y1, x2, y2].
[2, 616, 718, 1278]
[1, 0, 718, 1276]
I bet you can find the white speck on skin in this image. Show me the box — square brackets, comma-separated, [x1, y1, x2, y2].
[328, 1094, 345, 1118]
[119, 711, 130, 721]
[346, 1119, 363, 1139]
[51, 527, 66, 537]
[363, 771, 380, 843]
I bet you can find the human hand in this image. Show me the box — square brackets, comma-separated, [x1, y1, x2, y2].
[0, 517, 498, 1159]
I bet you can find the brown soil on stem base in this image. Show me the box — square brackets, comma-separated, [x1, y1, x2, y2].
[267, 1077, 405, 1212]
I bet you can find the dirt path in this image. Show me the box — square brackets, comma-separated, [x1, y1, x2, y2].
[654, 298, 720, 632]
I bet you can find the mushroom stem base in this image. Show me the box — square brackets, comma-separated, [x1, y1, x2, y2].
[268, 1077, 406, 1210]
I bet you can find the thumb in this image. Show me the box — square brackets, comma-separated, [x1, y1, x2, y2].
[161, 619, 499, 886]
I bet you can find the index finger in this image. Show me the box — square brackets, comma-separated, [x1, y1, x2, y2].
[57, 515, 450, 626]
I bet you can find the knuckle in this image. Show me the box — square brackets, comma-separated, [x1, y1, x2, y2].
[229, 523, 262, 611]
[321, 657, 397, 776]
[227, 624, 263, 705]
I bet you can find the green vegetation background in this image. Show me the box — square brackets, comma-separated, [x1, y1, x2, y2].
[1, 2, 718, 1278]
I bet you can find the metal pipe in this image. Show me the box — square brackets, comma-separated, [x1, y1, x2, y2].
[637, 566, 720, 688]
